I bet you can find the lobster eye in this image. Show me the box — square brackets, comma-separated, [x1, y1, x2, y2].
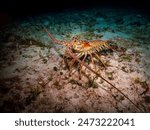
[72, 36, 78, 41]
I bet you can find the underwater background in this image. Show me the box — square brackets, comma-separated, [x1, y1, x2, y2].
[0, 0, 150, 112]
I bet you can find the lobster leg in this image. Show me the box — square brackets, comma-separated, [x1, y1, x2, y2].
[93, 52, 106, 68]
[89, 51, 96, 71]
[62, 49, 77, 77]
[79, 54, 87, 80]
[68, 58, 76, 76]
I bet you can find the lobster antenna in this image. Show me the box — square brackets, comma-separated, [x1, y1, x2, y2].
[66, 47, 144, 113]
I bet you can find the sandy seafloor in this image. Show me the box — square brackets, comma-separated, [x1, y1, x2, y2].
[0, 8, 150, 112]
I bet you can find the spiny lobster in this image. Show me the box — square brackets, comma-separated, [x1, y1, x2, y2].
[44, 28, 144, 112]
